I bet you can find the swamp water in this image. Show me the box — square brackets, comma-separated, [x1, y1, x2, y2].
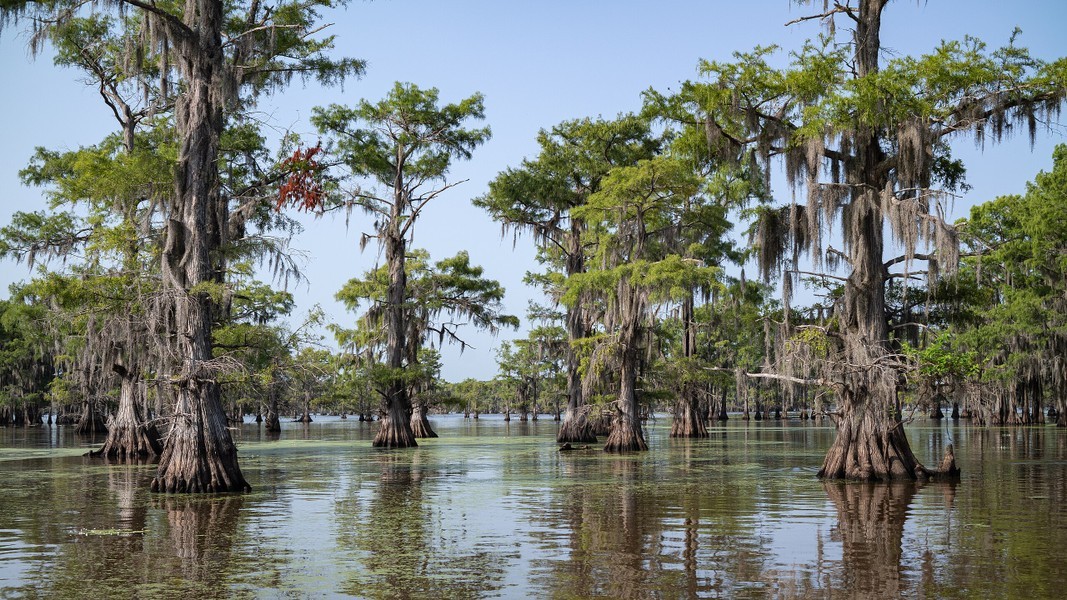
[1, 416, 1066, 599]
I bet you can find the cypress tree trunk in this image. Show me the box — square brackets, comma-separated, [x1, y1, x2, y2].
[90, 365, 162, 460]
[604, 347, 648, 452]
[373, 223, 416, 448]
[670, 398, 708, 438]
[297, 391, 313, 423]
[74, 399, 108, 435]
[152, 0, 249, 493]
[410, 401, 438, 438]
[558, 225, 597, 444]
[671, 293, 707, 438]
[818, 0, 955, 482]
[604, 285, 648, 452]
[264, 386, 281, 433]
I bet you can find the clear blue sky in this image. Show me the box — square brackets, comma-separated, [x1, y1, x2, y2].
[2, 1, 1065, 381]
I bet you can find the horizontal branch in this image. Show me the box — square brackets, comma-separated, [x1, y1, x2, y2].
[703, 366, 836, 388]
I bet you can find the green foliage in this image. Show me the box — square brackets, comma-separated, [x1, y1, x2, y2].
[313, 82, 490, 206]
[0, 296, 55, 409]
[902, 334, 979, 381]
[943, 144, 1067, 393]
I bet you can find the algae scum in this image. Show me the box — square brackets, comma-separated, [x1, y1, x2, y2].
[1, 416, 1066, 598]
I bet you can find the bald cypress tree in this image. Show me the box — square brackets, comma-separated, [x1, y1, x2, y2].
[477, 116, 658, 443]
[312, 83, 490, 448]
[2, 0, 363, 491]
[679, 0, 1065, 479]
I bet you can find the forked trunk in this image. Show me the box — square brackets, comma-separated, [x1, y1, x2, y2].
[410, 402, 438, 438]
[90, 367, 162, 460]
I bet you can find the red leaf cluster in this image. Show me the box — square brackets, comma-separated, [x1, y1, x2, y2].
[276, 143, 325, 213]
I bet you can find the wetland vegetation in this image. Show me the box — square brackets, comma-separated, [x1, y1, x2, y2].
[3, 417, 1067, 598]
[1, 0, 1066, 596]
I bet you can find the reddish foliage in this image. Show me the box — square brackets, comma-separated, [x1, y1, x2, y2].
[276, 143, 325, 213]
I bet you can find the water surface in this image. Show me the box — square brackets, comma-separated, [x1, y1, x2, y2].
[1, 416, 1064, 598]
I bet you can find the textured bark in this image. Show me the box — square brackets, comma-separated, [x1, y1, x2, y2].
[556, 407, 597, 443]
[558, 221, 594, 444]
[90, 368, 162, 460]
[152, 381, 249, 493]
[671, 294, 707, 438]
[818, 393, 960, 480]
[604, 333, 648, 452]
[372, 202, 416, 448]
[410, 402, 438, 438]
[151, 0, 248, 493]
[670, 398, 709, 438]
[74, 399, 108, 435]
[375, 399, 417, 448]
[817, 0, 949, 481]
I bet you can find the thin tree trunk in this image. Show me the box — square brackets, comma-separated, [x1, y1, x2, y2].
[297, 391, 313, 423]
[671, 293, 707, 438]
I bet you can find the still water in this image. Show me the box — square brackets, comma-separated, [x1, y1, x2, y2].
[0, 416, 1064, 599]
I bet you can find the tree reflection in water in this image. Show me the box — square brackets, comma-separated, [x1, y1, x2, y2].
[822, 480, 957, 599]
[337, 451, 509, 598]
[156, 494, 246, 593]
